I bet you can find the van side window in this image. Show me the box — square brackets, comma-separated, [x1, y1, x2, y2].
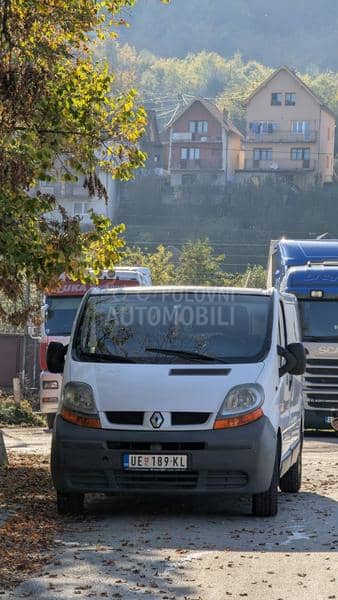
[279, 302, 287, 347]
[283, 302, 299, 343]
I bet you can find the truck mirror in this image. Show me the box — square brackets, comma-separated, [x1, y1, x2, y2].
[278, 343, 306, 377]
[47, 342, 68, 374]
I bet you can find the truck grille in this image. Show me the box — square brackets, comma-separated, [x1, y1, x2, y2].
[304, 358, 338, 411]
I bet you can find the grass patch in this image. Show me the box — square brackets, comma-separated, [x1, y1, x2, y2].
[0, 395, 45, 427]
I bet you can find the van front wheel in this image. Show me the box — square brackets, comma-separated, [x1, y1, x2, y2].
[279, 448, 302, 493]
[252, 449, 279, 517]
[57, 491, 84, 515]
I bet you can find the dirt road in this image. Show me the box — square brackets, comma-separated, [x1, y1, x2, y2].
[2, 428, 337, 600]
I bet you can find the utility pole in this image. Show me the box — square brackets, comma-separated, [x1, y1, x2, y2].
[0, 430, 8, 467]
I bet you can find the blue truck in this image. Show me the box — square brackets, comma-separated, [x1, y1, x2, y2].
[268, 238, 338, 432]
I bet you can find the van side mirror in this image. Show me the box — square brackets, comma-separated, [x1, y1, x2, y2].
[278, 343, 306, 377]
[47, 342, 68, 374]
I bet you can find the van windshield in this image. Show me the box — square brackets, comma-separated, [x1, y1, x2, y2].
[74, 292, 272, 364]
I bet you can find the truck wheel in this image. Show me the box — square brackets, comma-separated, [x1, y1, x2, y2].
[46, 413, 55, 430]
[279, 448, 302, 493]
[56, 491, 84, 515]
[252, 447, 279, 517]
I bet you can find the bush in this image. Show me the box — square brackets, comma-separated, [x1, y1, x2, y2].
[0, 395, 45, 427]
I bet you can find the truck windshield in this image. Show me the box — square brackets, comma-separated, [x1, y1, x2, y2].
[45, 296, 83, 336]
[299, 300, 338, 341]
[74, 292, 272, 364]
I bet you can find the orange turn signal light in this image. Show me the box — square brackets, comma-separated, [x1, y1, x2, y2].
[60, 407, 101, 429]
[213, 407, 263, 430]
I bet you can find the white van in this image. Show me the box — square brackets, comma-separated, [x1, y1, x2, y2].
[48, 286, 306, 517]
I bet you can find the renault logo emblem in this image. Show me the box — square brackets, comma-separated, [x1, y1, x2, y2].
[150, 412, 164, 429]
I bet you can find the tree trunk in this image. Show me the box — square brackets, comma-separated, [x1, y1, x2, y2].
[0, 429, 8, 467]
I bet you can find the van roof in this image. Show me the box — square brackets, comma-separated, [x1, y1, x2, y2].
[88, 285, 274, 296]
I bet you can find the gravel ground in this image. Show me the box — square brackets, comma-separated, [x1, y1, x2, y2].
[1, 429, 337, 600]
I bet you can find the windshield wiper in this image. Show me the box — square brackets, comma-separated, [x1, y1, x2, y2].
[145, 347, 227, 364]
[78, 351, 135, 363]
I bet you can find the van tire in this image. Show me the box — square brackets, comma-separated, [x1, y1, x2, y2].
[279, 448, 302, 493]
[57, 491, 84, 515]
[46, 413, 55, 430]
[252, 448, 279, 517]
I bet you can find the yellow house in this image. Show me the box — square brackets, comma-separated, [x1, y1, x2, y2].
[239, 66, 336, 187]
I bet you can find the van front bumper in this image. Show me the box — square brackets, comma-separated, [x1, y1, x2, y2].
[51, 415, 277, 496]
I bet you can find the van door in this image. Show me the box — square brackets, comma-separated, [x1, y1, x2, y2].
[278, 301, 292, 456]
[283, 301, 303, 447]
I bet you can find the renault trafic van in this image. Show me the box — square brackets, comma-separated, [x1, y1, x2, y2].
[48, 286, 306, 517]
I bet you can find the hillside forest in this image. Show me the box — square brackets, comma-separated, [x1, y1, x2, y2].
[94, 43, 338, 131]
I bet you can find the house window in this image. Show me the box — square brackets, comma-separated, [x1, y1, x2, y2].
[74, 202, 90, 217]
[291, 148, 310, 160]
[189, 148, 200, 160]
[271, 93, 282, 106]
[254, 148, 272, 161]
[326, 156, 330, 169]
[285, 93, 296, 106]
[180, 148, 188, 160]
[189, 121, 208, 134]
[328, 128, 331, 141]
[291, 120, 310, 136]
[249, 121, 278, 134]
[291, 148, 310, 168]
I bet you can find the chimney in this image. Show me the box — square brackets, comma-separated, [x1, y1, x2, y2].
[223, 108, 229, 122]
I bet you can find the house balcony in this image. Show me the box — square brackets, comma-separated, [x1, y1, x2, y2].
[171, 132, 222, 143]
[245, 130, 317, 143]
[243, 158, 316, 172]
[38, 181, 89, 199]
[173, 159, 223, 170]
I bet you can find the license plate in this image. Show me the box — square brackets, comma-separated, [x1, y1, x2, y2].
[123, 454, 188, 470]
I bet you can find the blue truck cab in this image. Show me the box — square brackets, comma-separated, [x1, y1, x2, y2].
[268, 239, 338, 431]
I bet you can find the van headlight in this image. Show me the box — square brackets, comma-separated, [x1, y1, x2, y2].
[218, 384, 264, 417]
[62, 382, 97, 415]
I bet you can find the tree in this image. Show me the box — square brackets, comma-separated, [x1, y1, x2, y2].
[175, 239, 226, 286]
[238, 265, 267, 289]
[123, 245, 175, 285]
[0, 0, 167, 325]
[118, 0, 338, 71]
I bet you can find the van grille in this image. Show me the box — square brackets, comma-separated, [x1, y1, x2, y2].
[114, 470, 199, 490]
[106, 441, 206, 451]
[105, 412, 211, 427]
[106, 412, 144, 426]
[113, 470, 248, 491]
[206, 471, 248, 489]
[171, 412, 211, 425]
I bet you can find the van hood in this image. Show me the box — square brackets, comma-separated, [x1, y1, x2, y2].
[69, 361, 265, 415]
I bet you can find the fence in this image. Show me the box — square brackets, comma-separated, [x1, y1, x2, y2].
[0, 333, 39, 399]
